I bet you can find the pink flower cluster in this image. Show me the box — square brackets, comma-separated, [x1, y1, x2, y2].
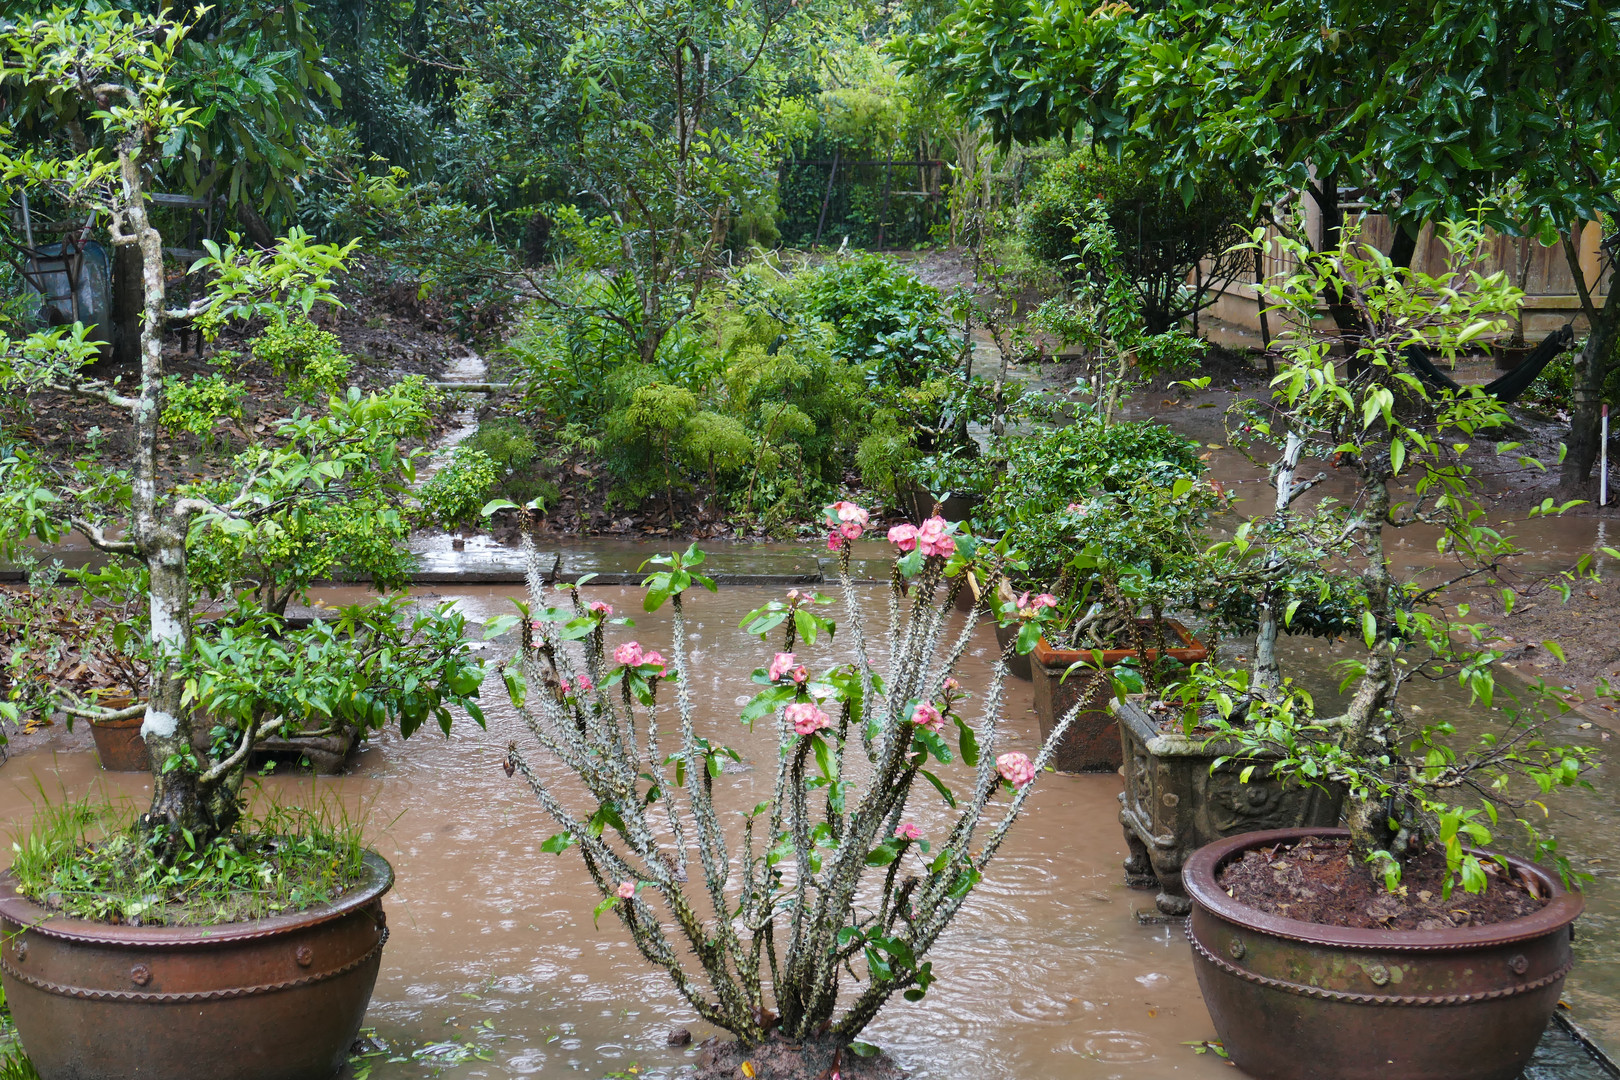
[996, 752, 1036, 787]
[785, 702, 832, 736]
[909, 701, 944, 733]
[589, 601, 614, 617]
[559, 674, 594, 695]
[894, 822, 922, 842]
[888, 516, 954, 558]
[1014, 592, 1059, 619]
[613, 641, 667, 674]
[768, 652, 808, 684]
[825, 501, 869, 549]
[617, 880, 636, 900]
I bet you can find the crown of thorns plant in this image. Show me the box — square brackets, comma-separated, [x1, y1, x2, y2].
[499, 502, 1101, 1045]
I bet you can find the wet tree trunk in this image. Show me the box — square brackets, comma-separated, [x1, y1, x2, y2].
[112, 139, 235, 850]
[1337, 449, 1400, 868]
[1559, 232, 1617, 494]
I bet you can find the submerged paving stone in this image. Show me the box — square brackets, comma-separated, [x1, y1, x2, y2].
[1524, 1015, 1620, 1079]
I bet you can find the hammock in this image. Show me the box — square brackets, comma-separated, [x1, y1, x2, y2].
[1402, 324, 1575, 404]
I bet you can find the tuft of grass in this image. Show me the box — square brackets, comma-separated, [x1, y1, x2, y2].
[9, 792, 371, 928]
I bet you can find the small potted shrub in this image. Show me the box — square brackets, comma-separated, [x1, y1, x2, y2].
[978, 415, 1217, 767]
[0, 16, 487, 1078]
[495, 504, 1097, 1076]
[1173, 222, 1597, 1079]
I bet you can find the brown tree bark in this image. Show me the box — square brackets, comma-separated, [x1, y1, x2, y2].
[1559, 228, 1617, 495]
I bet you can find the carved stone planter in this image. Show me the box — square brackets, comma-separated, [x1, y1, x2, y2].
[1033, 620, 1207, 773]
[1114, 698, 1343, 916]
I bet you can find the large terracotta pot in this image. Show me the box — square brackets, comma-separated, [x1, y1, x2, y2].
[1115, 698, 1343, 915]
[90, 716, 149, 772]
[1032, 619, 1208, 774]
[0, 850, 393, 1080]
[1183, 828, 1582, 1080]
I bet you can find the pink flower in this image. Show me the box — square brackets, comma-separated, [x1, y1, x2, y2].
[1032, 593, 1058, 609]
[996, 752, 1036, 787]
[577, 674, 594, 692]
[827, 529, 843, 552]
[769, 652, 797, 681]
[894, 822, 922, 842]
[887, 523, 918, 551]
[640, 651, 667, 676]
[943, 676, 961, 693]
[790, 665, 809, 684]
[614, 641, 644, 667]
[910, 701, 944, 733]
[1065, 502, 1085, 515]
[786, 702, 832, 736]
[840, 520, 864, 540]
[617, 881, 636, 900]
[916, 516, 952, 558]
[786, 588, 804, 603]
[589, 601, 614, 617]
[831, 500, 869, 526]
[559, 679, 572, 694]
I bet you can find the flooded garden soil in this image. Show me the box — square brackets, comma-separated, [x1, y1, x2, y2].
[1218, 835, 1548, 931]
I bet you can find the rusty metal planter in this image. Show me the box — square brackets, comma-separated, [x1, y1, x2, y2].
[0, 850, 393, 1080]
[1115, 698, 1343, 915]
[1035, 619, 1208, 774]
[1183, 828, 1582, 1080]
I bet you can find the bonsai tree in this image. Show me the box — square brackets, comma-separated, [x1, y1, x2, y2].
[496, 505, 1098, 1071]
[977, 411, 1218, 659]
[0, 10, 484, 851]
[1183, 219, 1597, 892]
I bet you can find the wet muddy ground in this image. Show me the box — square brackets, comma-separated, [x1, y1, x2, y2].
[1, 578, 1615, 1079]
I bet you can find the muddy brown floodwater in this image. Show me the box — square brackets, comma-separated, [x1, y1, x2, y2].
[2, 578, 1615, 1079]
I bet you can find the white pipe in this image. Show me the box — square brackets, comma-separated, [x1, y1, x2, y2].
[1602, 404, 1610, 507]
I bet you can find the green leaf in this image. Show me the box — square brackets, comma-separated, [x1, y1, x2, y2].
[920, 769, 957, 808]
[592, 896, 617, 928]
[1362, 611, 1377, 649]
[539, 831, 576, 854]
[954, 715, 980, 767]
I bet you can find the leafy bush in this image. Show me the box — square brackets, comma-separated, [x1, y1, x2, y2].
[799, 253, 955, 379]
[980, 417, 1212, 625]
[462, 417, 557, 509]
[160, 374, 246, 440]
[249, 317, 353, 401]
[1022, 149, 1250, 333]
[418, 446, 502, 529]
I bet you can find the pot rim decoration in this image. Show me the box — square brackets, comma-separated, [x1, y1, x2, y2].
[1183, 827, 1584, 951]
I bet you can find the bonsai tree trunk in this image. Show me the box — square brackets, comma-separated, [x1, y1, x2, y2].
[1334, 449, 1400, 866]
[110, 140, 240, 848]
[1251, 432, 1309, 695]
